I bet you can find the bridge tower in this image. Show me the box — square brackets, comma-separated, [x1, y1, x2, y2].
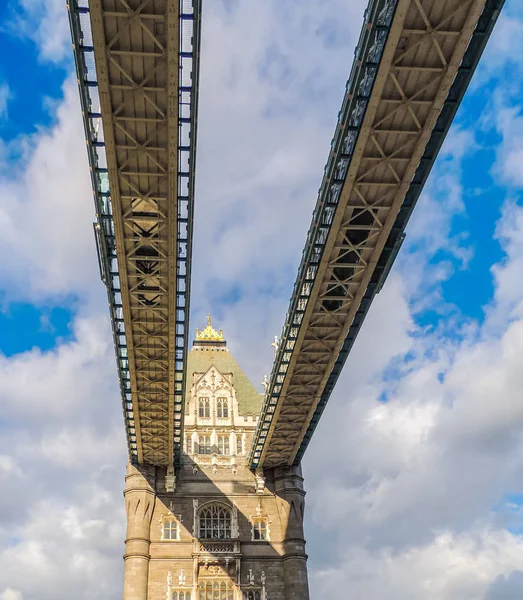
[123, 318, 310, 600]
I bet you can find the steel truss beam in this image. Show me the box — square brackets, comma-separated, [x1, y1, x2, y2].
[68, 0, 201, 467]
[250, 0, 505, 470]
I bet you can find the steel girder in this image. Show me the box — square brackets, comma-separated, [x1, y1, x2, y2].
[69, 0, 201, 467]
[250, 0, 504, 470]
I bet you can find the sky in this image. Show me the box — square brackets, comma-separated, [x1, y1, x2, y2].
[0, 0, 523, 598]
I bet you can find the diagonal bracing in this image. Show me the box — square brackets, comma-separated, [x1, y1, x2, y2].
[69, 0, 201, 468]
[250, 0, 505, 470]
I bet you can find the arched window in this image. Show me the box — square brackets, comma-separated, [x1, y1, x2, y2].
[198, 397, 210, 418]
[217, 397, 229, 418]
[161, 517, 179, 540]
[199, 505, 231, 539]
[217, 435, 229, 455]
[236, 434, 243, 455]
[198, 434, 211, 455]
[173, 592, 191, 600]
[242, 592, 261, 600]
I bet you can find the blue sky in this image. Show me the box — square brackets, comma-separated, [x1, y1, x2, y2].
[1, 1, 523, 599]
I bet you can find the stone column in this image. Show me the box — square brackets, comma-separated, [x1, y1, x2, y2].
[123, 463, 156, 600]
[274, 466, 310, 600]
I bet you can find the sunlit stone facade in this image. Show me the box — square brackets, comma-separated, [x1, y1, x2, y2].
[122, 320, 310, 600]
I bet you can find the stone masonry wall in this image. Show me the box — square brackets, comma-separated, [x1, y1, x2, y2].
[122, 463, 309, 600]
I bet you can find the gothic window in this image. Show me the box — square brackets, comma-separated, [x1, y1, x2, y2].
[199, 505, 232, 539]
[161, 517, 179, 541]
[199, 580, 234, 600]
[236, 435, 242, 455]
[217, 435, 230, 455]
[252, 518, 269, 541]
[198, 397, 210, 418]
[198, 434, 211, 455]
[172, 592, 191, 600]
[242, 592, 261, 600]
[217, 397, 229, 418]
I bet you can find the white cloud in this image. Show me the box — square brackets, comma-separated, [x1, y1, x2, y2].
[0, 84, 11, 120]
[302, 200, 523, 597]
[0, 76, 101, 304]
[1, 0, 523, 599]
[489, 201, 523, 319]
[191, 0, 369, 329]
[0, 314, 126, 599]
[397, 125, 476, 318]
[311, 529, 523, 600]
[0, 455, 22, 482]
[0, 590, 24, 600]
[7, 0, 70, 64]
[486, 570, 523, 599]
[0, 497, 124, 600]
[492, 103, 523, 189]
[473, 6, 523, 89]
[0, 315, 115, 421]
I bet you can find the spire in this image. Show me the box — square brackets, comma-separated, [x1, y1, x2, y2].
[194, 314, 226, 347]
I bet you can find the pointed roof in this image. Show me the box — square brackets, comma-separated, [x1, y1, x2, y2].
[186, 317, 263, 416]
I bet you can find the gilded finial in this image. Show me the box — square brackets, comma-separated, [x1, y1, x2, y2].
[195, 314, 224, 341]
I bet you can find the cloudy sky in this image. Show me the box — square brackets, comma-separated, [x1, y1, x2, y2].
[1, 0, 523, 598]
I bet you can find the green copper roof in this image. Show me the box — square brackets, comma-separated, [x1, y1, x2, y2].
[185, 346, 263, 416]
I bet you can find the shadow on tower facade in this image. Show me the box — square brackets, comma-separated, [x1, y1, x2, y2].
[122, 319, 310, 600]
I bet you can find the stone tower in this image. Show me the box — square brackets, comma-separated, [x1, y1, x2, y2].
[123, 318, 310, 600]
